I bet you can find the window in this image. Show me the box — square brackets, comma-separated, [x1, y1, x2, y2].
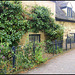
[67, 33, 75, 43]
[67, 7, 72, 17]
[29, 34, 40, 43]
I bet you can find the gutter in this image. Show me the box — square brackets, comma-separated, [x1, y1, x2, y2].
[56, 17, 75, 23]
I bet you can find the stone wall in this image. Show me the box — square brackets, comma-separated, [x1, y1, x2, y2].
[21, 1, 55, 19]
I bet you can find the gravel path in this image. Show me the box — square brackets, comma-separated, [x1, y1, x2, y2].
[19, 49, 75, 74]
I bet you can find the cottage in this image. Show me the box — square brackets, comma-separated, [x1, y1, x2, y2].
[55, 1, 75, 49]
[19, 1, 75, 49]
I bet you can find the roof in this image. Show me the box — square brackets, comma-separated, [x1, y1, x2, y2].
[55, 1, 75, 22]
[60, 2, 68, 8]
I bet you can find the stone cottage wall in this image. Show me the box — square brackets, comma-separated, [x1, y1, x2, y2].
[21, 1, 55, 19]
[19, 31, 45, 45]
[56, 21, 75, 49]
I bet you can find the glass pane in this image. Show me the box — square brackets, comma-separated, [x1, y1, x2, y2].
[37, 36, 39, 43]
[70, 9, 71, 17]
[67, 8, 72, 17]
[68, 8, 70, 17]
[35, 36, 37, 42]
[29, 35, 34, 42]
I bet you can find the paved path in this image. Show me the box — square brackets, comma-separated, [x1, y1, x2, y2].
[20, 49, 75, 74]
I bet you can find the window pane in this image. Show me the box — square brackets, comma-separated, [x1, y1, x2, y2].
[35, 36, 37, 42]
[37, 36, 40, 43]
[29, 35, 34, 42]
[29, 34, 40, 43]
[67, 8, 72, 17]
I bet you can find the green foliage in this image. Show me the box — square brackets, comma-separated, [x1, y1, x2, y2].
[34, 42, 47, 64]
[46, 40, 63, 54]
[0, 1, 64, 47]
[16, 43, 34, 69]
[26, 5, 64, 53]
[0, 41, 47, 74]
[28, 6, 64, 40]
[0, 40, 13, 74]
[55, 47, 63, 54]
[45, 40, 53, 53]
[0, 2, 64, 73]
[15, 42, 47, 70]
[0, 1, 28, 46]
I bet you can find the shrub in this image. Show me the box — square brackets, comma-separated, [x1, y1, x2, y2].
[46, 40, 63, 54]
[34, 42, 47, 64]
[0, 41, 13, 74]
[0, 1, 28, 46]
[14, 42, 47, 70]
[55, 46, 63, 54]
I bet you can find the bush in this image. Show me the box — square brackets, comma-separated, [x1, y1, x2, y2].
[0, 1, 28, 46]
[46, 40, 63, 54]
[0, 41, 47, 74]
[0, 41, 13, 74]
[14, 42, 47, 70]
[34, 42, 47, 64]
[55, 46, 63, 54]
[15, 43, 34, 69]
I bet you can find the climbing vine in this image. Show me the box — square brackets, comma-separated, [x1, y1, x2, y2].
[28, 6, 64, 41]
[0, 1, 64, 46]
[0, 1, 28, 46]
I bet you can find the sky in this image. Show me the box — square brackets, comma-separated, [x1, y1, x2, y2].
[66, 1, 75, 11]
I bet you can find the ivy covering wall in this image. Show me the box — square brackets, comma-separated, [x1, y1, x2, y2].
[0, 1, 64, 46]
[28, 6, 64, 41]
[0, 1, 29, 46]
